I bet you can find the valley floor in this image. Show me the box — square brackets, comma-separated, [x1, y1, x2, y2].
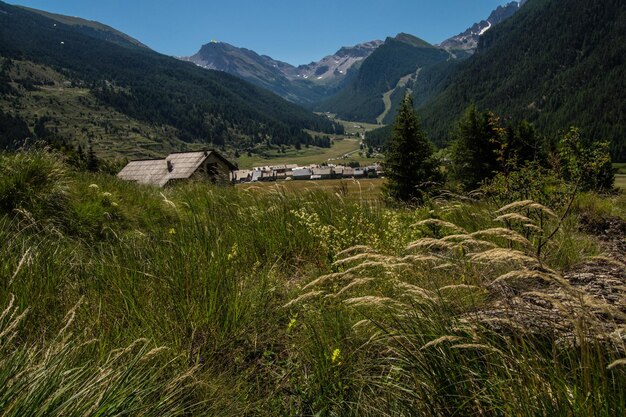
[237, 178, 385, 202]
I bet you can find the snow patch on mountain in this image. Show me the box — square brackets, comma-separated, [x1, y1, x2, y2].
[438, 1, 522, 54]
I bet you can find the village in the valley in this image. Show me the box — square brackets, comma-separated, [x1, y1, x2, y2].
[231, 162, 383, 183]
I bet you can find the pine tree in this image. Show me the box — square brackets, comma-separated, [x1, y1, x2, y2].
[384, 94, 439, 203]
[450, 105, 502, 190]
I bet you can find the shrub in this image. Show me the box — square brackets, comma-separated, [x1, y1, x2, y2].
[0, 150, 70, 226]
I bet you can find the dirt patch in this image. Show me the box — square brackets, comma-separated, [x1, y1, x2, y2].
[579, 213, 626, 257]
[479, 215, 626, 340]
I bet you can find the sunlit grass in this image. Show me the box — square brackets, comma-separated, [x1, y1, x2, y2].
[1, 149, 625, 416]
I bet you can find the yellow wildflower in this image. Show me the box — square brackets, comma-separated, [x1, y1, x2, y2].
[287, 317, 297, 331]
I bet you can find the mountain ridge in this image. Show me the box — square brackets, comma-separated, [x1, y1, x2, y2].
[317, 33, 451, 123]
[0, 1, 342, 158]
[17, 5, 150, 50]
[439, 1, 523, 55]
[183, 39, 382, 106]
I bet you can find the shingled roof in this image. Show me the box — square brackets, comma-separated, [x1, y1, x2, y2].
[117, 159, 170, 187]
[118, 150, 236, 187]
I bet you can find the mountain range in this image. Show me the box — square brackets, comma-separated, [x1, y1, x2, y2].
[439, 1, 523, 57]
[1, 0, 625, 162]
[179, 2, 525, 125]
[0, 1, 341, 159]
[418, 0, 626, 160]
[182, 40, 383, 106]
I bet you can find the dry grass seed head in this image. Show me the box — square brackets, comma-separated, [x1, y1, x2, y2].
[352, 319, 372, 330]
[439, 284, 482, 292]
[492, 269, 568, 287]
[607, 359, 626, 370]
[524, 223, 543, 232]
[495, 213, 534, 224]
[342, 261, 389, 275]
[0, 306, 29, 340]
[0, 294, 16, 323]
[471, 228, 531, 246]
[452, 237, 499, 250]
[433, 263, 458, 271]
[343, 296, 405, 310]
[399, 254, 442, 264]
[421, 335, 464, 350]
[336, 278, 376, 296]
[589, 256, 626, 269]
[526, 203, 557, 218]
[521, 291, 574, 315]
[394, 281, 437, 301]
[56, 296, 85, 339]
[578, 294, 626, 322]
[140, 346, 170, 362]
[335, 245, 375, 259]
[451, 343, 503, 354]
[413, 219, 467, 234]
[470, 248, 538, 266]
[107, 338, 149, 363]
[283, 290, 325, 308]
[406, 238, 458, 252]
[333, 253, 392, 266]
[496, 200, 536, 214]
[9, 247, 32, 286]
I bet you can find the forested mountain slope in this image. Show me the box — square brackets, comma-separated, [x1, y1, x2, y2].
[0, 1, 341, 157]
[419, 0, 626, 160]
[319, 34, 450, 124]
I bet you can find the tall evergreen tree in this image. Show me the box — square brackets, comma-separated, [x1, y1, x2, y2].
[450, 105, 502, 190]
[384, 94, 439, 203]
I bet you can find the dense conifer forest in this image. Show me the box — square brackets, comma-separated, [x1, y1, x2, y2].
[418, 0, 626, 160]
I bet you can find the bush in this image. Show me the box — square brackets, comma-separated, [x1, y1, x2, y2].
[0, 150, 70, 226]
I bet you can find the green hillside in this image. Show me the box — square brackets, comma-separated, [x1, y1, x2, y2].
[418, 0, 626, 160]
[0, 2, 342, 157]
[319, 34, 450, 123]
[17, 6, 150, 49]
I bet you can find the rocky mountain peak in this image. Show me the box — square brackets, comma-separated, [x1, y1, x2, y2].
[439, 1, 523, 55]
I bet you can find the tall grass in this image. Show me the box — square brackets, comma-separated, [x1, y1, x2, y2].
[0, 296, 201, 416]
[1, 150, 624, 416]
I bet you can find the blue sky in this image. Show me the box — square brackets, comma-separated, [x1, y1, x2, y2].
[9, 0, 512, 65]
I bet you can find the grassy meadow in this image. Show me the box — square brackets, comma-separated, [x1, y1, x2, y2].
[235, 138, 376, 169]
[321, 114, 382, 135]
[1, 149, 626, 416]
[237, 178, 385, 202]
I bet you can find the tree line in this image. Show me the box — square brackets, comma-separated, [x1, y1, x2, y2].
[384, 96, 615, 204]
